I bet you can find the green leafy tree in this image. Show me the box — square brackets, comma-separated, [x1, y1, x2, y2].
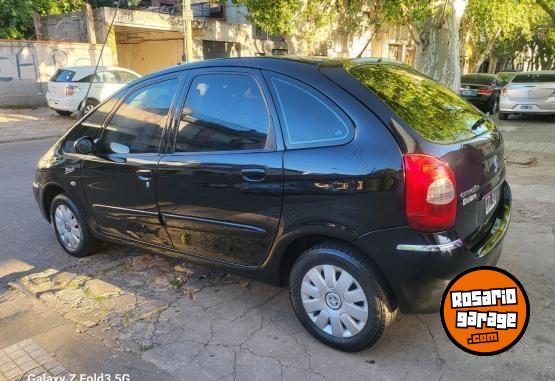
[462, 0, 539, 73]
[535, 0, 555, 25]
[0, 0, 34, 39]
[380, 0, 469, 90]
[232, 0, 341, 55]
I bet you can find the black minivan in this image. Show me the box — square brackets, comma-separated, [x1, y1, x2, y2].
[34, 58, 511, 352]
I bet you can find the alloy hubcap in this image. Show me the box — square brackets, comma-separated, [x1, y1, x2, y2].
[301, 265, 368, 338]
[84, 105, 95, 114]
[54, 204, 81, 250]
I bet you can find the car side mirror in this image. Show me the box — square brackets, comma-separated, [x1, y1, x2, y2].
[74, 137, 94, 154]
[110, 142, 130, 154]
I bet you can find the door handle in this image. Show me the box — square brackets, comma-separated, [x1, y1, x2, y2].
[241, 168, 266, 182]
[136, 169, 153, 181]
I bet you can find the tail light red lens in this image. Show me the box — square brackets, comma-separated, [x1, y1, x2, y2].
[403, 154, 457, 232]
[478, 86, 493, 96]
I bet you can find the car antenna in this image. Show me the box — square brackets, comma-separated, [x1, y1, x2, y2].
[78, 0, 122, 119]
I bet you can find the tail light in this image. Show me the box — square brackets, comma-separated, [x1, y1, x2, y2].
[403, 154, 457, 232]
[478, 86, 493, 96]
[501, 87, 508, 96]
[64, 85, 76, 96]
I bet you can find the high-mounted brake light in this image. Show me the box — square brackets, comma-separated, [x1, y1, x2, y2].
[403, 154, 457, 232]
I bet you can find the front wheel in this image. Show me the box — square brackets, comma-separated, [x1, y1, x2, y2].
[489, 98, 499, 114]
[50, 194, 102, 257]
[289, 242, 396, 352]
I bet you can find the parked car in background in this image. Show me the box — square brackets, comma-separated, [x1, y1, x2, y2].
[34, 58, 510, 351]
[499, 71, 555, 120]
[46, 66, 141, 116]
[459, 73, 502, 113]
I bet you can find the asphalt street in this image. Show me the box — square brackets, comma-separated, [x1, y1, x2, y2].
[0, 112, 554, 381]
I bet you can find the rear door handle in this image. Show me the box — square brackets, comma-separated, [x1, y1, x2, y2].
[136, 169, 153, 181]
[241, 168, 266, 182]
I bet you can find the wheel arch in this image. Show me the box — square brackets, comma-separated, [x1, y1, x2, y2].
[42, 183, 66, 222]
[274, 232, 398, 309]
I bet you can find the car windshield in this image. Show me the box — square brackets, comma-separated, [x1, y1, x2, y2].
[461, 74, 494, 85]
[347, 63, 493, 144]
[511, 73, 555, 83]
[50, 69, 77, 82]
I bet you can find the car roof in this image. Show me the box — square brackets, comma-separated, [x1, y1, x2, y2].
[136, 56, 407, 82]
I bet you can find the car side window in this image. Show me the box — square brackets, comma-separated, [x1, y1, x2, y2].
[98, 79, 178, 155]
[62, 98, 119, 153]
[269, 74, 354, 149]
[116, 71, 139, 84]
[175, 73, 270, 152]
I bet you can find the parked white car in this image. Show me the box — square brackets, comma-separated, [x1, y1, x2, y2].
[46, 66, 141, 116]
[499, 71, 555, 120]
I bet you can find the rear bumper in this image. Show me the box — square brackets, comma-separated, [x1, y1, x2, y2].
[355, 181, 511, 314]
[499, 96, 555, 114]
[46, 92, 83, 112]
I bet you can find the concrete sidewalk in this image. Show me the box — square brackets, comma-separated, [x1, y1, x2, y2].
[0, 108, 73, 144]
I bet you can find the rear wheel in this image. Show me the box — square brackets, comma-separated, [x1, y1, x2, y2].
[50, 194, 102, 257]
[82, 98, 99, 115]
[54, 109, 72, 116]
[498, 112, 509, 120]
[289, 242, 396, 352]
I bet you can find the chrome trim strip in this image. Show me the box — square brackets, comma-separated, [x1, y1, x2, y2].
[32, 182, 40, 189]
[163, 212, 266, 235]
[92, 204, 159, 216]
[396, 239, 464, 253]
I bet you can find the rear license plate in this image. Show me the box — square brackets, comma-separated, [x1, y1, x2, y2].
[517, 105, 535, 111]
[461, 90, 475, 96]
[483, 186, 501, 216]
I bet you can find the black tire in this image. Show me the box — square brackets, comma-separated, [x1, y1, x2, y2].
[50, 194, 102, 257]
[498, 112, 509, 120]
[82, 98, 99, 115]
[289, 241, 396, 352]
[54, 109, 72, 116]
[489, 97, 499, 114]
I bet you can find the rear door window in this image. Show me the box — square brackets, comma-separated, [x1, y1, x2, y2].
[268, 73, 354, 149]
[175, 73, 270, 152]
[348, 64, 492, 143]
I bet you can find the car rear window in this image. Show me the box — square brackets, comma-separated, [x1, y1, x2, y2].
[347, 64, 492, 144]
[50, 69, 76, 82]
[461, 74, 494, 85]
[512, 73, 555, 83]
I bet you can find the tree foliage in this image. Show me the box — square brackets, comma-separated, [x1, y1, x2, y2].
[0, 0, 34, 39]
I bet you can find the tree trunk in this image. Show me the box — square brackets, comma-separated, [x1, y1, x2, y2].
[414, 0, 468, 91]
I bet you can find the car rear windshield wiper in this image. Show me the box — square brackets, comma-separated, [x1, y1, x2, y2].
[471, 112, 490, 130]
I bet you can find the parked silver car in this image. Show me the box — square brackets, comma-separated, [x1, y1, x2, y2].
[499, 71, 555, 120]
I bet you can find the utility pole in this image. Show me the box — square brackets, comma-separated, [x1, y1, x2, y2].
[182, 0, 194, 62]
